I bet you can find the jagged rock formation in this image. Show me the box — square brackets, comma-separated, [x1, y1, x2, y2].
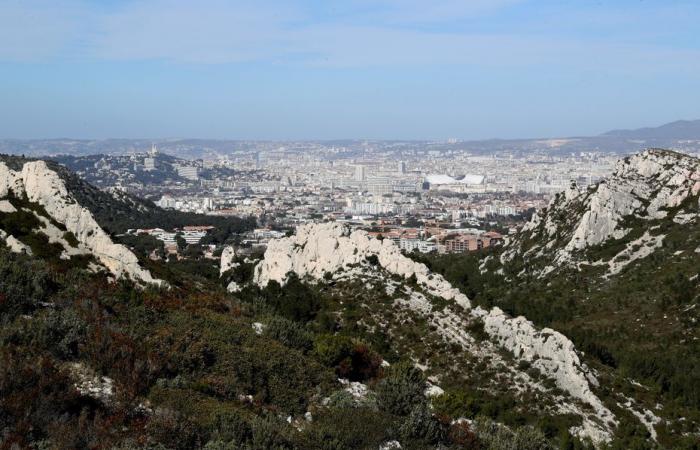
[0, 160, 161, 285]
[254, 222, 615, 443]
[503, 149, 700, 276]
[0, 229, 32, 254]
[476, 308, 615, 440]
[254, 222, 471, 309]
[220, 245, 237, 275]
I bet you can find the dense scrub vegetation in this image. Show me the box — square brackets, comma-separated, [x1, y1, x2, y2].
[2, 232, 690, 448]
[411, 237, 700, 449]
[0, 245, 581, 449]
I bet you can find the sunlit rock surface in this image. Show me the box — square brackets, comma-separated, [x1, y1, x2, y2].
[503, 149, 700, 275]
[220, 245, 237, 275]
[0, 160, 161, 285]
[254, 221, 615, 443]
[254, 222, 471, 309]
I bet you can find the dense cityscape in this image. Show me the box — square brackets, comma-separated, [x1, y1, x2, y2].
[49, 140, 637, 258]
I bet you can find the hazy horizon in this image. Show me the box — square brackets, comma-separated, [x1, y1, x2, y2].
[2, 117, 699, 143]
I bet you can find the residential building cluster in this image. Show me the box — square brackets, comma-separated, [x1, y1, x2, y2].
[57, 141, 629, 257]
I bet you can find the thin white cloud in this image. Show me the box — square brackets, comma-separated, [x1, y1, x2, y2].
[285, 24, 700, 73]
[0, 0, 698, 75]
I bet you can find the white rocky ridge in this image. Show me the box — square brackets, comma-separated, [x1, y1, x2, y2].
[0, 160, 162, 285]
[503, 149, 700, 275]
[253, 222, 615, 443]
[254, 222, 471, 310]
[220, 246, 244, 292]
[476, 307, 616, 440]
[33, 214, 90, 259]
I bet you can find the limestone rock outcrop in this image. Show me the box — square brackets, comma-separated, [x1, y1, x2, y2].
[0, 161, 161, 285]
[254, 222, 470, 309]
[503, 149, 700, 274]
[220, 245, 237, 275]
[67, 362, 115, 404]
[475, 306, 616, 440]
[0, 229, 32, 254]
[253, 221, 614, 442]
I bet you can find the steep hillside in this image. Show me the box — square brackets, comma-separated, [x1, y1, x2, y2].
[0, 156, 161, 285]
[0, 154, 256, 285]
[502, 149, 700, 278]
[245, 222, 618, 444]
[1, 222, 585, 450]
[414, 149, 700, 448]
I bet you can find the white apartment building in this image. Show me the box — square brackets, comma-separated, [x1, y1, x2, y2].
[177, 165, 199, 181]
[399, 238, 437, 253]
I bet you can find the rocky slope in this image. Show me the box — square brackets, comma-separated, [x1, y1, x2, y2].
[0, 159, 161, 285]
[502, 149, 700, 277]
[252, 222, 616, 443]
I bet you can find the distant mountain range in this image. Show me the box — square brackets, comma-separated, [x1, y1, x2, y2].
[602, 119, 700, 140]
[1, 119, 699, 158]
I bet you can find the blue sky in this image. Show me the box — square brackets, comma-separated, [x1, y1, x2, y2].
[1, 0, 699, 140]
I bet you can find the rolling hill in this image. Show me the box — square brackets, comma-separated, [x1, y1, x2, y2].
[602, 120, 700, 140]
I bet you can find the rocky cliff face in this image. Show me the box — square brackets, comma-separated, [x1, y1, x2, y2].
[254, 222, 615, 443]
[0, 160, 161, 285]
[254, 222, 471, 309]
[503, 149, 700, 276]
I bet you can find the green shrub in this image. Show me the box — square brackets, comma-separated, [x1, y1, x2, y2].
[208, 409, 253, 447]
[474, 418, 553, 450]
[227, 261, 255, 285]
[376, 361, 426, 416]
[433, 388, 482, 419]
[314, 334, 353, 367]
[399, 403, 446, 444]
[0, 248, 56, 321]
[313, 335, 382, 381]
[261, 275, 321, 322]
[248, 416, 294, 450]
[265, 316, 313, 351]
[62, 231, 80, 248]
[466, 318, 489, 343]
[38, 309, 88, 359]
[306, 407, 395, 450]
